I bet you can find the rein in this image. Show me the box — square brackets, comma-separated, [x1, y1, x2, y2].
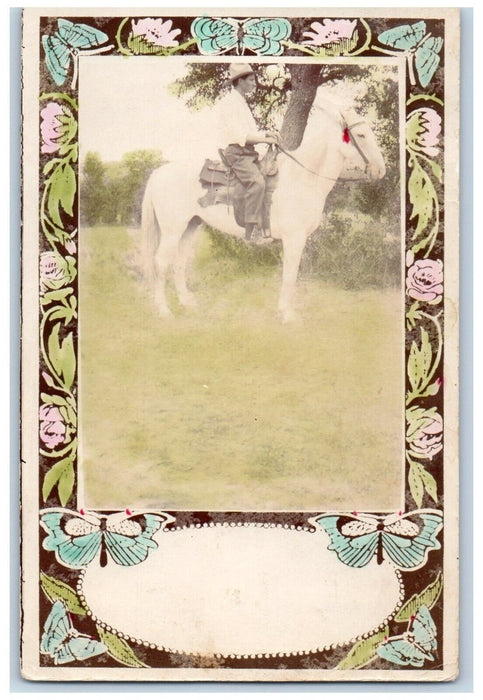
[345, 120, 370, 166]
[276, 116, 370, 183]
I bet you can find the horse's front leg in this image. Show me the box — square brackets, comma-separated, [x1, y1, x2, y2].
[278, 235, 307, 323]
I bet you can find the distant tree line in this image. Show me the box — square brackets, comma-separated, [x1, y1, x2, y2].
[80, 150, 164, 226]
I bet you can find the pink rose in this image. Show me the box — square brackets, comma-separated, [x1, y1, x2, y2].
[40, 102, 75, 155]
[131, 18, 181, 47]
[407, 411, 443, 460]
[39, 404, 66, 449]
[406, 259, 443, 304]
[40, 102, 63, 154]
[407, 108, 441, 157]
[302, 19, 357, 46]
[39, 251, 75, 292]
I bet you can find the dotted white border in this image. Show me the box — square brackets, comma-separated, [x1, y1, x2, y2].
[76, 522, 406, 660]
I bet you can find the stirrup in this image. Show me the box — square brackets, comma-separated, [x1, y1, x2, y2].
[253, 233, 274, 245]
[246, 224, 274, 245]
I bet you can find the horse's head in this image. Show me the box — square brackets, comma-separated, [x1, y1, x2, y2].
[340, 108, 386, 181]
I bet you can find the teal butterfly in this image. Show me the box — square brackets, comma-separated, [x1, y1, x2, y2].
[42, 19, 112, 88]
[41, 600, 107, 665]
[310, 510, 442, 569]
[377, 605, 437, 667]
[191, 17, 291, 56]
[40, 508, 171, 569]
[377, 21, 443, 88]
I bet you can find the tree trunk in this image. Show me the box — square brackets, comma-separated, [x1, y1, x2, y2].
[279, 64, 322, 151]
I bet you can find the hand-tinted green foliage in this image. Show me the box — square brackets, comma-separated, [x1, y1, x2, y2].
[80, 149, 164, 225]
[301, 212, 400, 289]
[80, 152, 106, 226]
[171, 62, 368, 136]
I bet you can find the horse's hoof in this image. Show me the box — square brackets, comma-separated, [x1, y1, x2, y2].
[179, 294, 198, 309]
[155, 306, 174, 319]
[278, 308, 298, 324]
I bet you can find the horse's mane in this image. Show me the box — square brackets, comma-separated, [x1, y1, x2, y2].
[299, 97, 347, 148]
[310, 96, 350, 129]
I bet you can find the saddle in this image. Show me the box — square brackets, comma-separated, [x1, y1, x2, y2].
[198, 147, 279, 229]
[198, 152, 234, 208]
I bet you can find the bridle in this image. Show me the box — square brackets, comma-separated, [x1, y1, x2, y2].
[276, 112, 371, 182]
[344, 119, 371, 167]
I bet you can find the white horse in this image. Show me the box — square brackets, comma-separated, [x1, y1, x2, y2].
[141, 100, 386, 322]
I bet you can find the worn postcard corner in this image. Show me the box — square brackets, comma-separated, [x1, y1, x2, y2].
[21, 7, 459, 682]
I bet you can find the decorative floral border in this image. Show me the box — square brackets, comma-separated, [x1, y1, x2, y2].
[37, 14, 446, 672]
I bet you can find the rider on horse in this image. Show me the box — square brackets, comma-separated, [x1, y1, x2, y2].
[216, 64, 279, 242]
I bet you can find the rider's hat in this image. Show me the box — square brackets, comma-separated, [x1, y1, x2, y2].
[229, 64, 255, 82]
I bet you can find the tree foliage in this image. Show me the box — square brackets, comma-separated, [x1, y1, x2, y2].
[81, 152, 106, 226]
[80, 149, 164, 226]
[171, 62, 369, 147]
[173, 62, 402, 289]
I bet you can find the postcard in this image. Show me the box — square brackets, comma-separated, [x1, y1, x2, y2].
[21, 7, 459, 681]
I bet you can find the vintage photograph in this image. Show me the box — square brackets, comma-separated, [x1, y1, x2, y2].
[21, 8, 459, 681]
[78, 56, 404, 511]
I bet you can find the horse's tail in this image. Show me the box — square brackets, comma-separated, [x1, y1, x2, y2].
[141, 174, 160, 286]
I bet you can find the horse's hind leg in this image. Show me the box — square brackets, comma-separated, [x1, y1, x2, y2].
[173, 216, 201, 309]
[153, 235, 178, 318]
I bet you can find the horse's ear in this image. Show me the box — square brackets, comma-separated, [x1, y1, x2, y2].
[342, 127, 350, 144]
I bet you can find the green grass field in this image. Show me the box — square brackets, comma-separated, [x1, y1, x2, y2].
[79, 225, 404, 511]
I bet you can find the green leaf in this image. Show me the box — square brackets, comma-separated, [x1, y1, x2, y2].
[61, 332, 75, 389]
[406, 112, 425, 151]
[40, 288, 74, 305]
[40, 91, 78, 111]
[41, 218, 70, 246]
[407, 155, 438, 241]
[58, 109, 77, 145]
[336, 627, 389, 670]
[47, 323, 76, 391]
[49, 306, 72, 323]
[58, 142, 75, 157]
[58, 460, 75, 506]
[418, 380, 441, 398]
[47, 162, 76, 227]
[97, 627, 149, 668]
[40, 373, 56, 388]
[411, 220, 438, 256]
[127, 33, 171, 56]
[408, 462, 424, 508]
[40, 392, 68, 407]
[407, 93, 444, 107]
[419, 466, 438, 503]
[69, 143, 79, 163]
[43, 158, 62, 176]
[49, 303, 77, 324]
[428, 159, 443, 182]
[395, 572, 443, 622]
[59, 403, 77, 428]
[406, 301, 422, 329]
[42, 456, 74, 502]
[40, 571, 86, 616]
[408, 161, 431, 236]
[407, 328, 432, 393]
